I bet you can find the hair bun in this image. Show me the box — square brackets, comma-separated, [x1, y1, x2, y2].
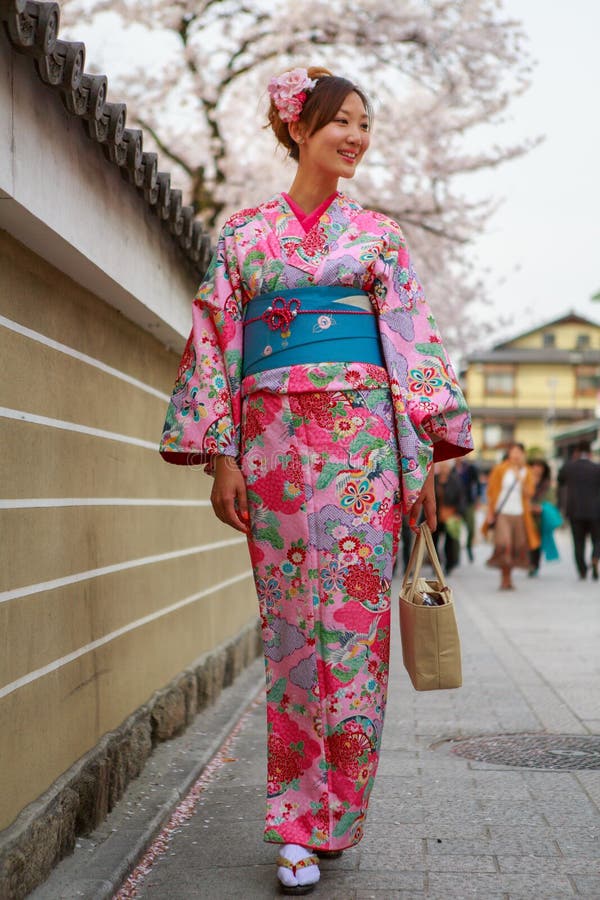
[306, 66, 333, 82]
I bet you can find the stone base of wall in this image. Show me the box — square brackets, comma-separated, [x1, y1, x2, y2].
[0, 619, 262, 900]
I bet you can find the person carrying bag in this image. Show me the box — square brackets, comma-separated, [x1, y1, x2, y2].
[482, 468, 519, 534]
[483, 443, 539, 590]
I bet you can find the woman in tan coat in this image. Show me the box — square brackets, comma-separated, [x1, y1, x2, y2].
[483, 443, 540, 590]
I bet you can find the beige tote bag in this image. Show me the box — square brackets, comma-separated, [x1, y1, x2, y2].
[399, 523, 462, 691]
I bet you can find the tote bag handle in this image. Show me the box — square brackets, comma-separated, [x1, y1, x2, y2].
[401, 523, 447, 604]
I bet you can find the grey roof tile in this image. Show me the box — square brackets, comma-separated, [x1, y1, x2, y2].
[1, 0, 211, 275]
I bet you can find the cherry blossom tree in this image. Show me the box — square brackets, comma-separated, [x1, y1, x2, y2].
[60, 0, 536, 347]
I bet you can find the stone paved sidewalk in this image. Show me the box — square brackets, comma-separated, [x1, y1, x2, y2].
[37, 532, 600, 898]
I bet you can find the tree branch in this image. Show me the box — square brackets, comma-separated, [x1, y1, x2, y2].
[134, 116, 195, 177]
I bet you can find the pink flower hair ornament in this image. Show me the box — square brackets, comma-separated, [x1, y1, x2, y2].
[268, 68, 318, 123]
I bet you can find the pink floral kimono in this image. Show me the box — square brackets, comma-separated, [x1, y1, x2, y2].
[160, 192, 472, 850]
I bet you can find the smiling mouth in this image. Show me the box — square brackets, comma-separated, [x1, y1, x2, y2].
[338, 150, 358, 163]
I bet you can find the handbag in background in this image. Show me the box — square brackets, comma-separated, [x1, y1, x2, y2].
[483, 471, 519, 534]
[399, 523, 462, 691]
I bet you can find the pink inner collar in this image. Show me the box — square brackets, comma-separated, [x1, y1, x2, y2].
[282, 191, 339, 233]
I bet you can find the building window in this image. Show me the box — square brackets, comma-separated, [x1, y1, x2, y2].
[543, 332, 556, 348]
[575, 366, 599, 397]
[576, 333, 591, 350]
[483, 423, 515, 450]
[484, 368, 515, 397]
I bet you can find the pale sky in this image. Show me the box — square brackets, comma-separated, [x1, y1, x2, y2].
[466, 0, 600, 343]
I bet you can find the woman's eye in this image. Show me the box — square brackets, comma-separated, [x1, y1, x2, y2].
[334, 118, 348, 125]
[361, 123, 370, 131]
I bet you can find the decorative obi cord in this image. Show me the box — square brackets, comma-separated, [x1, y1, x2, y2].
[242, 286, 384, 377]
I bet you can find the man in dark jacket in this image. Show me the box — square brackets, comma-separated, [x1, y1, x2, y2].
[454, 458, 482, 561]
[558, 441, 600, 580]
[433, 461, 467, 574]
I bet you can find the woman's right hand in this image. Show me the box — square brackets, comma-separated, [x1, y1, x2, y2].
[210, 455, 250, 534]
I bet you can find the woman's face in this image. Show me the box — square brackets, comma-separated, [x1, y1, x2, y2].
[508, 445, 525, 467]
[297, 91, 370, 180]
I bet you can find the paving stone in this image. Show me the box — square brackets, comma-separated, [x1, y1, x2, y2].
[424, 853, 497, 872]
[373, 757, 422, 776]
[363, 822, 488, 841]
[426, 835, 559, 857]
[555, 837, 600, 857]
[468, 779, 533, 800]
[369, 774, 422, 794]
[427, 871, 575, 897]
[573, 772, 600, 809]
[376, 754, 425, 777]
[356, 893, 421, 899]
[424, 836, 493, 856]
[138, 865, 278, 899]
[527, 772, 598, 811]
[316, 890, 357, 900]
[154, 821, 273, 872]
[541, 805, 600, 826]
[497, 854, 600, 874]
[481, 806, 551, 825]
[356, 832, 422, 859]
[29, 879, 115, 900]
[341, 868, 426, 890]
[192, 797, 266, 823]
[316, 849, 359, 872]
[365, 801, 425, 825]
[571, 875, 600, 896]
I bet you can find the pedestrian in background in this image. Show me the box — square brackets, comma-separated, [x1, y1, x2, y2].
[433, 460, 466, 574]
[454, 457, 482, 562]
[399, 514, 416, 572]
[160, 65, 472, 894]
[483, 442, 539, 590]
[558, 441, 600, 580]
[528, 458, 552, 576]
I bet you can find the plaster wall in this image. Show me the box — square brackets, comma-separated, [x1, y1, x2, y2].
[0, 233, 255, 832]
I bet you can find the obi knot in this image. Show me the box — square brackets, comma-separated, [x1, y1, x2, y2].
[262, 296, 300, 333]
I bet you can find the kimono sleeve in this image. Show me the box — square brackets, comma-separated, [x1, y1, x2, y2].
[372, 224, 473, 513]
[159, 230, 244, 467]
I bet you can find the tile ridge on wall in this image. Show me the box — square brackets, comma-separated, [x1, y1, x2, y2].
[0, 0, 212, 276]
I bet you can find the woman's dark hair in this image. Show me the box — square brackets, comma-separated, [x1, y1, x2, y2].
[529, 458, 551, 482]
[267, 66, 373, 161]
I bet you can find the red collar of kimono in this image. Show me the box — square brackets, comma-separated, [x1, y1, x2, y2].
[259, 191, 363, 237]
[282, 191, 339, 233]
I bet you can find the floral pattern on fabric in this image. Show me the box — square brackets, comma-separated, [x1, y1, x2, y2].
[159, 192, 473, 852]
[160, 192, 472, 512]
[242, 377, 400, 849]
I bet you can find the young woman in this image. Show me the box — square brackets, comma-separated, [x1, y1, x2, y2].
[160, 66, 472, 894]
[484, 442, 539, 590]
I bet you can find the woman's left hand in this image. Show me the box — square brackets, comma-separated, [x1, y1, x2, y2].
[409, 466, 437, 534]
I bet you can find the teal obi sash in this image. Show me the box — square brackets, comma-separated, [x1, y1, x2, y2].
[242, 286, 383, 377]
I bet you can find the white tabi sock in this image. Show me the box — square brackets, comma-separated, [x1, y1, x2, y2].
[277, 843, 321, 888]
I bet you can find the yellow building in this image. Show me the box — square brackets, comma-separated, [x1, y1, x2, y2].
[463, 313, 600, 464]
